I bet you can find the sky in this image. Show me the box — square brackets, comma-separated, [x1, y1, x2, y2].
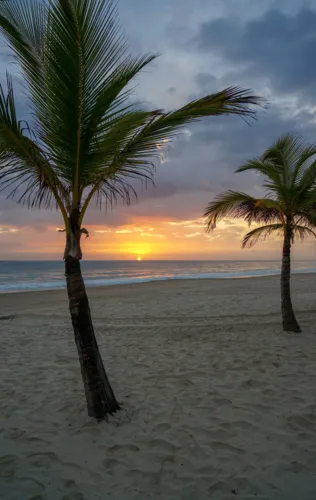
[1, 0, 316, 260]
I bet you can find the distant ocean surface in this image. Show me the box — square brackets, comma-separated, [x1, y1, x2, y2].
[0, 260, 316, 293]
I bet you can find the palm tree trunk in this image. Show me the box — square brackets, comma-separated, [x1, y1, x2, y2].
[281, 230, 301, 333]
[64, 211, 120, 420]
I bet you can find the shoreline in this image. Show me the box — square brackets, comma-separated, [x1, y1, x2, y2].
[1, 269, 316, 296]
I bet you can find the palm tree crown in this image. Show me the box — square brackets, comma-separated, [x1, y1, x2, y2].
[204, 134, 316, 247]
[0, 0, 263, 243]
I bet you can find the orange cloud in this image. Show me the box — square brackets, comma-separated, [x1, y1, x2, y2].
[0, 226, 18, 234]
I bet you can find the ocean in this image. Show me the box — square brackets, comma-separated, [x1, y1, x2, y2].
[0, 260, 315, 293]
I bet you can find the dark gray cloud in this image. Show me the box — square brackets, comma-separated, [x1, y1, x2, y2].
[194, 7, 316, 99]
[194, 73, 219, 93]
[192, 107, 316, 163]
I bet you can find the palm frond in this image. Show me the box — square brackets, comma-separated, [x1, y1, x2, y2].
[80, 93, 161, 188]
[204, 191, 256, 231]
[262, 134, 316, 190]
[98, 88, 264, 185]
[203, 190, 282, 231]
[237, 134, 316, 211]
[0, 0, 46, 85]
[236, 158, 282, 185]
[263, 134, 305, 170]
[36, 0, 124, 200]
[295, 209, 316, 230]
[0, 77, 69, 217]
[237, 157, 288, 206]
[242, 224, 284, 248]
[292, 148, 316, 186]
[293, 224, 316, 242]
[295, 159, 316, 193]
[149, 86, 264, 132]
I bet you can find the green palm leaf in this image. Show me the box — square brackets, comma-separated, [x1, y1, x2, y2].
[203, 190, 281, 231]
[0, 76, 69, 218]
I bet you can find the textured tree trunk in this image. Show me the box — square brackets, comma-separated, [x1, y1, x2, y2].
[281, 229, 301, 333]
[64, 210, 120, 419]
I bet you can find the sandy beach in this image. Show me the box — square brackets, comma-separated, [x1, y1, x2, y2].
[1, 274, 316, 499]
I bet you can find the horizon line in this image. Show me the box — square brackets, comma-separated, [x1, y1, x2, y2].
[0, 258, 315, 263]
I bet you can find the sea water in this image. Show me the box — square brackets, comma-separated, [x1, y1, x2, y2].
[0, 260, 315, 293]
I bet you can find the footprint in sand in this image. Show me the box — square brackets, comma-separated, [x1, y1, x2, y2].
[148, 439, 177, 453]
[62, 495, 85, 500]
[287, 414, 316, 431]
[220, 420, 253, 431]
[153, 423, 171, 433]
[0, 455, 17, 479]
[103, 457, 123, 470]
[210, 441, 246, 455]
[208, 480, 227, 494]
[106, 444, 140, 459]
[27, 452, 59, 468]
[62, 481, 85, 500]
[3, 428, 26, 440]
[27, 436, 50, 445]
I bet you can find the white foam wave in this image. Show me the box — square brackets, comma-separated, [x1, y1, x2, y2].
[1, 267, 316, 293]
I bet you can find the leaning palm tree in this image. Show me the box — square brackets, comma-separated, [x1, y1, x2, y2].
[204, 134, 316, 333]
[0, 0, 262, 420]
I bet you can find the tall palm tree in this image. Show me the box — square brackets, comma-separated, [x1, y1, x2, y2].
[204, 135, 316, 333]
[0, 0, 262, 420]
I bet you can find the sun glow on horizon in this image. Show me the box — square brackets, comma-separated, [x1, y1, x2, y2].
[4, 214, 310, 260]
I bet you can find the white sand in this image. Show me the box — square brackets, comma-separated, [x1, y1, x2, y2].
[1, 274, 316, 499]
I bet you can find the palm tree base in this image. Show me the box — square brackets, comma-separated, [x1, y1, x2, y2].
[282, 320, 301, 333]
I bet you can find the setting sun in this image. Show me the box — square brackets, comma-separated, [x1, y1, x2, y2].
[137, 256, 142, 261]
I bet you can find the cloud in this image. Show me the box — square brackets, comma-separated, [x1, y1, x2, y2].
[184, 223, 204, 228]
[193, 7, 316, 100]
[0, 226, 18, 234]
[167, 218, 204, 227]
[185, 232, 203, 238]
[189, 106, 316, 189]
[140, 232, 164, 238]
[204, 233, 221, 240]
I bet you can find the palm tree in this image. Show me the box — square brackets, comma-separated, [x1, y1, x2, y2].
[204, 135, 316, 333]
[0, 0, 262, 420]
